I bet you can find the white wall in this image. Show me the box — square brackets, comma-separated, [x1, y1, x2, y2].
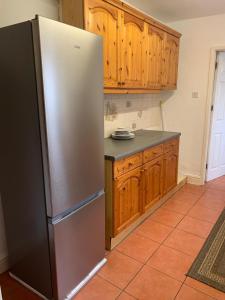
[104, 94, 162, 137]
[161, 13, 225, 183]
[0, 0, 59, 27]
[0, 0, 59, 273]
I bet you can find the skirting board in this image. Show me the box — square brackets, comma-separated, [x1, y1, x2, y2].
[110, 176, 187, 249]
[0, 256, 9, 274]
[187, 174, 204, 185]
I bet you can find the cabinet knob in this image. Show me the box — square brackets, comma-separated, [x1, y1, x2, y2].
[121, 82, 125, 85]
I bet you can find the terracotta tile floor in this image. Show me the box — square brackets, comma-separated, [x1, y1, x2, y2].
[1, 177, 225, 300]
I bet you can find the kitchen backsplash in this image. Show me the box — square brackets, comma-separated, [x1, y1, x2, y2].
[104, 94, 163, 137]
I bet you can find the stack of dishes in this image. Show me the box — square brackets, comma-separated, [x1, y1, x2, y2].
[111, 128, 135, 140]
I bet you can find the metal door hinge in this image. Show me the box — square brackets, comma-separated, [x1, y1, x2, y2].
[211, 105, 214, 112]
[206, 163, 208, 170]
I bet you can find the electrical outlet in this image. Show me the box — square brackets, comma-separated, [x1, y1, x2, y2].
[126, 100, 132, 108]
[192, 91, 200, 98]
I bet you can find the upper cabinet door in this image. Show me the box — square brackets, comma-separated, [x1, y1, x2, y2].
[162, 33, 180, 89]
[145, 25, 164, 89]
[120, 12, 145, 88]
[85, 0, 120, 88]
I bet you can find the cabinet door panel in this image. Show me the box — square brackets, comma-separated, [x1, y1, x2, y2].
[163, 151, 178, 194]
[143, 157, 163, 212]
[114, 167, 142, 236]
[145, 25, 164, 89]
[85, 0, 120, 87]
[120, 12, 145, 88]
[162, 33, 179, 89]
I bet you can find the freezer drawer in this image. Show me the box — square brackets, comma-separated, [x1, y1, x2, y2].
[48, 194, 105, 300]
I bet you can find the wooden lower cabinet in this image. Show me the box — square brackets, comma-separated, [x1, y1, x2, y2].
[105, 137, 179, 249]
[114, 167, 142, 235]
[163, 150, 179, 194]
[143, 156, 163, 212]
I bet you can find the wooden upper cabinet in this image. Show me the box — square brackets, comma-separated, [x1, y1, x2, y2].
[162, 33, 180, 89]
[60, 0, 181, 93]
[145, 25, 164, 90]
[85, 0, 120, 87]
[114, 167, 142, 236]
[120, 12, 145, 88]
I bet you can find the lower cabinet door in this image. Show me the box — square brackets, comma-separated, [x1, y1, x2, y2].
[143, 156, 163, 212]
[48, 194, 105, 300]
[114, 167, 142, 236]
[163, 151, 179, 194]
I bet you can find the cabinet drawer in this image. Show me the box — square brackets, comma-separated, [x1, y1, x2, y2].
[114, 153, 142, 178]
[143, 144, 163, 163]
[164, 138, 179, 153]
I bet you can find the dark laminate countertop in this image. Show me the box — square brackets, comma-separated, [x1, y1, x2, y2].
[104, 129, 181, 161]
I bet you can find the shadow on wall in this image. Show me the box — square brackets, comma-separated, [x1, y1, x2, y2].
[160, 91, 175, 104]
[104, 92, 175, 119]
[104, 93, 175, 137]
[104, 94, 162, 121]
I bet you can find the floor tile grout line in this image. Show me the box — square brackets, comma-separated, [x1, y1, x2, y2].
[93, 182, 223, 299]
[96, 273, 125, 291]
[104, 189, 207, 295]
[143, 263, 187, 284]
[185, 214, 217, 225]
[183, 281, 219, 300]
[115, 242, 161, 265]
[173, 281, 185, 299]
[144, 217, 180, 229]
[98, 249, 146, 297]
[191, 202, 224, 214]
[104, 190, 192, 296]
[180, 214, 218, 226]
[160, 242, 200, 258]
[173, 226, 210, 240]
[99, 184, 222, 299]
[115, 230, 172, 298]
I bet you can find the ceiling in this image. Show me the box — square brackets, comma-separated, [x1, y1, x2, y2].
[125, 0, 225, 22]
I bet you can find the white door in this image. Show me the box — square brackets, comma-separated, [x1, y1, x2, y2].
[207, 52, 225, 181]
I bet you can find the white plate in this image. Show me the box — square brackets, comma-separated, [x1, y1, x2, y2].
[111, 132, 135, 140]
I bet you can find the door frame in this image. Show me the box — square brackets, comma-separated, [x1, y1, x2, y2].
[201, 46, 225, 183]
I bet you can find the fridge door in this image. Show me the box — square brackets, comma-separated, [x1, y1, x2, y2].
[32, 17, 104, 217]
[48, 193, 105, 300]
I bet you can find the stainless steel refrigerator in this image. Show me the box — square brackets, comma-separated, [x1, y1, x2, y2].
[0, 16, 105, 300]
